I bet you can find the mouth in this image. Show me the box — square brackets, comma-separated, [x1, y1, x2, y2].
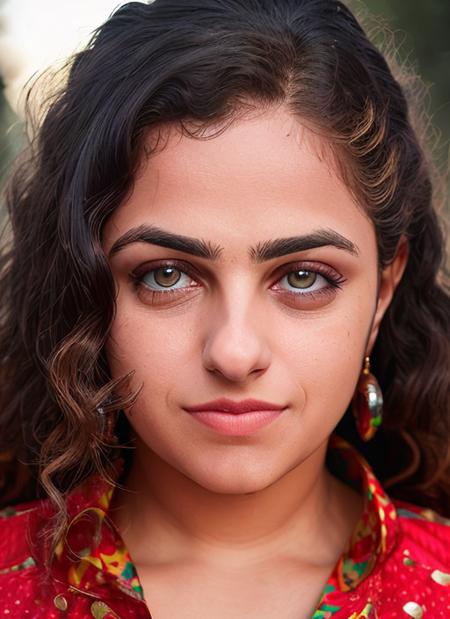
[183, 398, 287, 436]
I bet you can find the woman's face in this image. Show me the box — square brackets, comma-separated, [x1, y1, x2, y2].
[102, 105, 399, 494]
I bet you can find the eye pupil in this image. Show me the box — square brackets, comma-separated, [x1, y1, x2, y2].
[287, 270, 317, 289]
[155, 267, 181, 287]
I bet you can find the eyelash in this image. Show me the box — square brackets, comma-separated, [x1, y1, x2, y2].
[129, 260, 347, 304]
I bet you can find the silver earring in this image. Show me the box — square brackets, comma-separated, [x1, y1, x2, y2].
[96, 403, 118, 443]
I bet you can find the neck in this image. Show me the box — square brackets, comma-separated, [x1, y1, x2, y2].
[110, 434, 362, 571]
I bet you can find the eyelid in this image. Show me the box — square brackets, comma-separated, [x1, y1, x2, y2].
[130, 258, 201, 282]
[131, 258, 343, 280]
[272, 260, 344, 284]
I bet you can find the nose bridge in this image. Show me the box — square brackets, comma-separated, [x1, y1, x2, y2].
[201, 277, 271, 380]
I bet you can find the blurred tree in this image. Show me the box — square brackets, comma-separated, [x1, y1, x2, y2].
[0, 81, 15, 187]
[353, 0, 450, 170]
[0, 79, 24, 195]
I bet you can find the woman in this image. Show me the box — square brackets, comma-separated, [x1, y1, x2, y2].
[0, 0, 449, 617]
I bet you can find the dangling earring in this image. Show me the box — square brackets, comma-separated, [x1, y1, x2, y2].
[351, 356, 383, 442]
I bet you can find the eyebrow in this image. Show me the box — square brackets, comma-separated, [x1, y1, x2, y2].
[108, 224, 359, 262]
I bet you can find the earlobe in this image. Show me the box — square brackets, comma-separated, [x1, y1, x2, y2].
[366, 236, 409, 355]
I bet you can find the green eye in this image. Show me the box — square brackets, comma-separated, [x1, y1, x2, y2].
[286, 270, 317, 289]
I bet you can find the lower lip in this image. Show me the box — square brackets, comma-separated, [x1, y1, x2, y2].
[187, 410, 284, 436]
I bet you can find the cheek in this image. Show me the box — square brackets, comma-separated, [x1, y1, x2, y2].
[105, 293, 195, 402]
[279, 296, 374, 423]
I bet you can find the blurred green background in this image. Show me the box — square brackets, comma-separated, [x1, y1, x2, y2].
[0, 0, 449, 190]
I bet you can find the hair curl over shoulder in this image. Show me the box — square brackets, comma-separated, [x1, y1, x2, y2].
[1, 0, 449, 558]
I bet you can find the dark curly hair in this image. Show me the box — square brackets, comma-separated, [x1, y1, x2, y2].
[1, 0, 449, 560]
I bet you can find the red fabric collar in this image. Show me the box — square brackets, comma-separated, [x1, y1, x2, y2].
[47, 433, 398, 599]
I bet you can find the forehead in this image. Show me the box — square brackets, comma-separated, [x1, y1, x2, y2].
[104, 105, 375, 255]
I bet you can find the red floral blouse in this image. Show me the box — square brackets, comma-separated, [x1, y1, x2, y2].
[1, 434, 449, 618]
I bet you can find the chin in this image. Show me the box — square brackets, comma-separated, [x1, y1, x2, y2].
[183, 461, 283, 495]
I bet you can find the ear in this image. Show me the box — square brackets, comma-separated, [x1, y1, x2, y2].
[366, 235, 409, 356]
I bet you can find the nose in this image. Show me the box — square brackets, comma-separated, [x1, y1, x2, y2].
[201, 295, 272, 383]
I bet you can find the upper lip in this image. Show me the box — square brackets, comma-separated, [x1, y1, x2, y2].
[184, 398, 286, 415]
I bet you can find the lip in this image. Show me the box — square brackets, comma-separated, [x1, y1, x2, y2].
[186, 410, 285, 436]
[183, 398, 287, 436]
[184, 398, 286, 415]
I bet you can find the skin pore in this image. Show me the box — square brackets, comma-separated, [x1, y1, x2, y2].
[102, 105, 408, 616]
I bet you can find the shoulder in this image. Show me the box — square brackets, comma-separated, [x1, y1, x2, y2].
[393, 497, 450, 570]
[359, 498, 450, 616]
[0, 497, 50, 577]
[327, 498, 450, 617]
[0, 498, 59, 613]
